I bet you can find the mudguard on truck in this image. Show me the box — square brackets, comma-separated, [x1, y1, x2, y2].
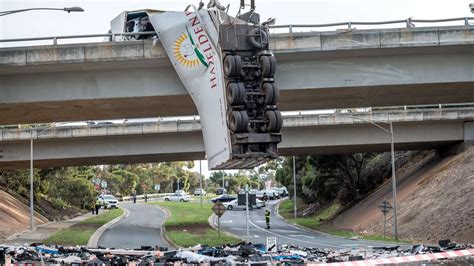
[111, 6, 281, 169]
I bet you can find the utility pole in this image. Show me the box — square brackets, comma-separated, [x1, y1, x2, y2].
[390, 122, 398, 240]
[293, 156, 297, 219]
[30, 132, 34, 230]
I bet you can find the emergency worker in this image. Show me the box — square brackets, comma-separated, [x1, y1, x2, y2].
[265, 208, 271, 229]
[95, 198, 101, 215]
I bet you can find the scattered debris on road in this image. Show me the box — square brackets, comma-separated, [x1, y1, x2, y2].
[1, 240, 472, 265]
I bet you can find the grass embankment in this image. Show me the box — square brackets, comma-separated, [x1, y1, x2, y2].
[279, 199, 408, 243]
[44, 208, 123, 246]
[155, 201, 240, 247]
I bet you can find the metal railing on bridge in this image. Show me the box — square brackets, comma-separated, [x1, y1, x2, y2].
[1, 103, 474, 141]
[0, 17, 472, 46]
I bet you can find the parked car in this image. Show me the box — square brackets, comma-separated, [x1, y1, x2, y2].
[216, 188, 227, 195]
[98, 194, 119, 209]
[193, 188, 207, 196]
[211, 194, 236, 203]
[223, 199, 265, 210]
[274, 187, 288, 197]
[164, 192, 192, 202]
[260, 189, 278, 200]
[249, 189, 264, 200]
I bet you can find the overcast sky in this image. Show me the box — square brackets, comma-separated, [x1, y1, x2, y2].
[1, 0, 472, 176]
[1, 0, 473, 41]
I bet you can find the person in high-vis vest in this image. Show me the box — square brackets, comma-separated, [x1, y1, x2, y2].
[95, 198, 101, 215]
[265, 208, 271, 229]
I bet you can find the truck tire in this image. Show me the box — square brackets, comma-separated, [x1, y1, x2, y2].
[228, 111, 242, 133]
[268, 55, 277, 77]
[224, 55, 235, 77]
[224, 55, 242, 77]
[227, 82, 246, 105]
[237, 83, 246, 104]
[239, 110, 249, 132]
[266, 110, 283, 132]
[249, 28, 268, 49]
[260, 55, 276, 78]
[263, 83, 279, 105]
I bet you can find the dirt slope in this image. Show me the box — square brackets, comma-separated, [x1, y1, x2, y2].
[0, 190, 49, 241]
[332, 148, 474, 243]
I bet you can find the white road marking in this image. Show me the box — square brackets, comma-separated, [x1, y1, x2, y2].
[247, 220, 341, 248]
[254, 220, 266, 223]
[288, 234, 315, 239]
[220, 220, 232, 223]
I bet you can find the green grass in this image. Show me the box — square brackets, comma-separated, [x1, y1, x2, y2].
[278, 199, 410, 243]
[44, 208, 123, 246]
[154, 201, 240, 247]
[279, 198, 341, 230]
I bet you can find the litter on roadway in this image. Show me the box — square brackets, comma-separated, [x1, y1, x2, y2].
[1, 239, 473, 265]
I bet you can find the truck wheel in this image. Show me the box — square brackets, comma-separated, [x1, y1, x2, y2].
[226, 83, 240, 105]
[239, 111, 249, 132]
[224, 55, 242, 77]
[266, 110, 283, 132]
[224, 55, 235, 77]
[229, 111, 248, 133]
[249, 28, 268, 49]
[233, 55, 242, 76]
[226, 83, 246, 105]
[260, 55, 276, 78]
[228, 111, 242, 132]
[263, 83, 279, 105]
[227, 205, 233, 210]
[260, 56, 271, 77]
[268, 55, 277, 77]
[164, 198, 170, 201]
[237, 83, 246, 104]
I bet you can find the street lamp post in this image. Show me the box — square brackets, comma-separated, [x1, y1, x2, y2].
[350, 115, 398, 240]
[29, 123, 74, 229]
[0, 7, 84, 16]
[293, 156, 297, 219]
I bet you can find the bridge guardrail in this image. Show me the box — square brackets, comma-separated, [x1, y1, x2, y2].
[1, 105, 474, 141]
[0, 17, 472, 45]
[270, 17, 474, 33]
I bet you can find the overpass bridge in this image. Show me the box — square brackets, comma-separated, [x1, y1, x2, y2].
[1, 25, 473, 124]
[0, 108, 473, 169]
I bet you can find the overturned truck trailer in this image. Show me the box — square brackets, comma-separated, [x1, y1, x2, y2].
[110, 6, 282, 170]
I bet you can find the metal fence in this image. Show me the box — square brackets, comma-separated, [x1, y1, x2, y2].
[0, 17, 472, 45]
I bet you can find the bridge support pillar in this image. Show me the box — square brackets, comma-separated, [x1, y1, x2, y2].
[438, 122, 474, 157]
[464, 122, 474, 145]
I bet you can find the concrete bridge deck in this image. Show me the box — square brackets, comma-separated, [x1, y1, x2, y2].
[1, 25, 473, 124]
[0, 108, 473, 169]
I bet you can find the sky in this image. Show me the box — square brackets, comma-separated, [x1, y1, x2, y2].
[1, 0, 473, 176]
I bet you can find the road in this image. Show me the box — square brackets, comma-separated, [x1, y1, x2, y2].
[97, 203, 171, 249]
[218, 199, 405, 249]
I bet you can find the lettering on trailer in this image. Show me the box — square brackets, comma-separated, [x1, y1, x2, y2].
[172, 11, 218, 90]
[149, 10, 230, 169]
[266, 237, 277, 252]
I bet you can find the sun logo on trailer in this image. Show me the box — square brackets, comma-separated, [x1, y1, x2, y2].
[173, 27, 209, 68]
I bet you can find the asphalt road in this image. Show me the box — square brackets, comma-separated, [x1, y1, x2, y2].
[219, 199, 406, 249]
[97, 203, 171, 249]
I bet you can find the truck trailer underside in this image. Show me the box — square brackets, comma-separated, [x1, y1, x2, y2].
[110, 5, 282, 169]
